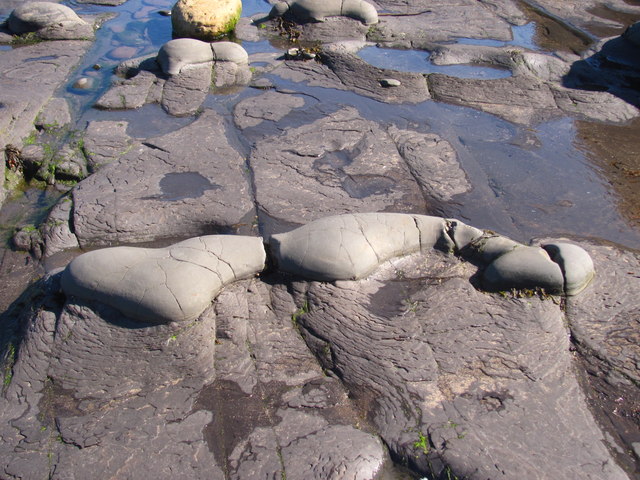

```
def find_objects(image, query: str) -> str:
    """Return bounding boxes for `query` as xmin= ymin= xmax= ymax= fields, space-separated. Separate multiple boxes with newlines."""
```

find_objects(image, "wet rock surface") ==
xmin=1 ymin=0 xmax=640 ymax=478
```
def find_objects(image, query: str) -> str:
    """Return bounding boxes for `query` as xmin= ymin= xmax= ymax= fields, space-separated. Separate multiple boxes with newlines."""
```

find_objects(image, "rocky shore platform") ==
xmin=1 ymin=0 xmax=640 ymax=478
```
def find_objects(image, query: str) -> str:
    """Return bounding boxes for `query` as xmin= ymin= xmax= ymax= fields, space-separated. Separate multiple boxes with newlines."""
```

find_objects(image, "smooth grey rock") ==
xmin=211 ymin=41 xmax=249 ymax=64
xmin=447 ymin=219 xmax=484 ymax=251
xmin=270 ymin=213 xmax=451 ymax=280
xmin=7 ymin=2 xmax=93 ymax=40
xmin=270 ymin=0 xmax=378 ymax=25
xmin=61 ymin=235 xmax=266 ymax=323
xmin=543 ymin=242 xmax=595 ymax=295
xmin=483 ymin=246 xmax=564 ymax=293
xmin=157 ymin=38 xmax=215 ymax=75
xmin=465 ymin=234 xmax=522 ymax=263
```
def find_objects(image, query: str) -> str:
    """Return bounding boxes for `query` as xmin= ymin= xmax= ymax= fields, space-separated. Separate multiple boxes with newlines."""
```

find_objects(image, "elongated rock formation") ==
xmin=61 ymin=235 xmax=266 ymax=324
xmin=269 ymin=0 xmax=378 ymax=25
xmin=269 ymin=213 xmax=595 ymax=295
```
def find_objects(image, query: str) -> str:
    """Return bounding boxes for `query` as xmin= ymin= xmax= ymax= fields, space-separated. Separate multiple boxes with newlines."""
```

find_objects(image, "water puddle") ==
xmin=155 ymin=172 xmax=220 ymax=201
xmin=62 ymin=0 xmax=174 ymax=115
xmin=456 ymin=22 xmax=538 ymax=49
xmin=79 ymin=102 xmax=195 ymax=138
xmin=357 ymin=47 xmax=512 ymax=79
xmin=0 ymin=187 xmax=64 ymax=245
xmin=585 ymin=5 xmax=640 ymax=38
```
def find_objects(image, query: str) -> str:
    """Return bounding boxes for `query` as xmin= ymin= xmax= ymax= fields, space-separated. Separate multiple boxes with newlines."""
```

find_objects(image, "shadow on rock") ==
xmin=563 ymin=24 xmax=640 ymax=109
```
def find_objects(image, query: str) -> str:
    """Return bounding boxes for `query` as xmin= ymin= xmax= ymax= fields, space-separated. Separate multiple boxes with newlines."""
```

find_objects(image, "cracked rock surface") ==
xmin=61 ymin=235 xmax=266 ymax=323
xmin=2 ymin=0 xmax=640 ymax=478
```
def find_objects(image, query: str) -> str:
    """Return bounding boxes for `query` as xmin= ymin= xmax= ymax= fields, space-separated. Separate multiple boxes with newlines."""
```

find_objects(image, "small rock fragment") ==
xmin=380 ymin=78 xmax=401 ymax=87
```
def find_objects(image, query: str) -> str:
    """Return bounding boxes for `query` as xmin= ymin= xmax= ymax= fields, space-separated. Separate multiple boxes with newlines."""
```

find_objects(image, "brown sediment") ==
xmin=585 ymin=4 xmax=640 ymax=38
xmin=574 ymin=118 xmax=640 ymax=229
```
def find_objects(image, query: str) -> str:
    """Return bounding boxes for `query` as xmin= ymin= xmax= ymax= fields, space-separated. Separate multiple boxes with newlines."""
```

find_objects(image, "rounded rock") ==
xmin=380 ymin=78 xmax=401 ymax=87
xmin=542 ymin=242 xmax=595 ymax=295
xmin=157 ymin=37 xmax=214 ymax=75
xmin=211 ymin=41 xmax=249 ymax=64
xmin=171 ymin=0 xmax=242 ymax=41
xmin=483 ymin=246 xmax=564 ymax=294
xmin=8 ymin=2 xmax=84 ymax=34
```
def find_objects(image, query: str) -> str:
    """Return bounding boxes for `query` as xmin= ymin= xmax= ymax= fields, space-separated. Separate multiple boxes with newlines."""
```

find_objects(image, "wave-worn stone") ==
xmin=61 ymin=235 xmax=266 ymax=323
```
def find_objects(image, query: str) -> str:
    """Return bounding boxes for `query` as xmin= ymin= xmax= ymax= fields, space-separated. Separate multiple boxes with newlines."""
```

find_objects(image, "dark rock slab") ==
xmin=70 ymin=109 xmax=254 ymax=247
xmin=0 ymin=274 xmax=388 ymax=479
xmin=250 ymin=106 xmax=426 ymax=227
xmin=428 ymin=74 xmax=561 ymax=124
xmin=161 ymin=63 xmax=212 ymax=117
xmin=82 ymin=120 xmax=135 ymax=172
xmin=371 ymin=0 xmax=513 ymax=44
xmin=297 ymin=249 xmax=630 ymax=479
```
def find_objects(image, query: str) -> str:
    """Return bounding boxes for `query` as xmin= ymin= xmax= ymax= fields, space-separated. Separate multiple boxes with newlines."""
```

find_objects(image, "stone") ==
xmin=269 ymin=213 xmax=451 ymax=281
xmin=270 ymin=0 xmax=378 ymax=25
xmin=157 ymin=38 xmax=214 ymax=75
xmin=171 ymin=0 xmax=242 ymax=41
xmin=233 ymin=90 xmax=306 ymax=129
xmin=379 ymin=78 xmax=400 ymax=87
xmin=543 ymin=242 xmax=595 ymax=296
xmin=211 ymin=41 xmax=249 ymax=64
xmin=61 ymin=235 xmax=266 ymax=323
xmin=72 ymin=77 xmax=94 ymax=90
xmin=7 ymin=2 xmax=93 ymax=40
xmin=483 ymin=245 xmax=564 ymax=294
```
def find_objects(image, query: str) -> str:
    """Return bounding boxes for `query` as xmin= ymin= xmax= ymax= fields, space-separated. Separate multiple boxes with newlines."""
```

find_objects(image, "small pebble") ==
xmin=380 ymin=78 xmax=401 ymax=87
xmin=73 ymin=77 xmax=93 ymax=89
xmin=158 ymin=9 xmax=171 ymax=16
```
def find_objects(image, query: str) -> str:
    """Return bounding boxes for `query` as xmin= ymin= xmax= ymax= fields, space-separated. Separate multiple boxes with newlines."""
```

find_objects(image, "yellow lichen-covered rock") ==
xmin=171 ymin=0 xmax=241 ymax=40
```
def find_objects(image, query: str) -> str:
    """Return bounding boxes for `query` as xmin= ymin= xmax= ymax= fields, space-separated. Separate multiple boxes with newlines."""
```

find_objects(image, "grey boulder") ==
xmin=61 ymin=235 xmax=266 ymax=324
xmin=7 ymin=2 xmax=93 ymax=40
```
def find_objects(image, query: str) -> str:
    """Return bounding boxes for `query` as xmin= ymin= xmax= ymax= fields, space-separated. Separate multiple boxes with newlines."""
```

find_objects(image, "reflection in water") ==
xmin=358 ymin=47 xmax=512 ymax=79
xmin=585 ymin=5 xmax=640 ymax=38
xmin=575 ymin=118 xmax=640 ymax=230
